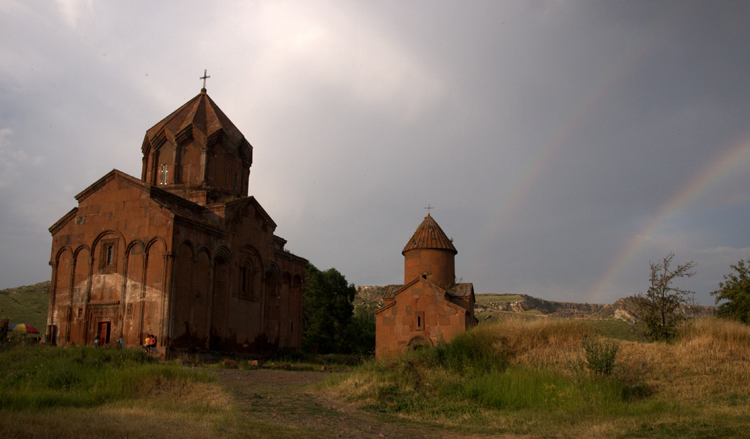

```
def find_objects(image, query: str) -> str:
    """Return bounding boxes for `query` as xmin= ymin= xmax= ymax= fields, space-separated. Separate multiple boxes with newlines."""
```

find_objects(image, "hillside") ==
xmin=356 ymin=286 xmax=714 ymax=320
xmin=355 ymin=286 xmax=716 ymax=341
xmin=474 ymin=293 xmax=715 ymax=321
xmin=0 ymin=281 xmax=49 ymax=333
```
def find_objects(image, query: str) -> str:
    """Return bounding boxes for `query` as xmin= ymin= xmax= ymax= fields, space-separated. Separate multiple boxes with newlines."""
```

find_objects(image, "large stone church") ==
xmin=375 ymin=214 xmax=476 ymax=358
xmin=46 ymin=85 xmax=307 ymax=356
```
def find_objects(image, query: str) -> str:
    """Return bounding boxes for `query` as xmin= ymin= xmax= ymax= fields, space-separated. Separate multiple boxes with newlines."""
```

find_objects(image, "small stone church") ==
xmin=46 ymin=84 xmax=307 ymax=356
xmin=375 ymin=214 xmax=476 ymax=358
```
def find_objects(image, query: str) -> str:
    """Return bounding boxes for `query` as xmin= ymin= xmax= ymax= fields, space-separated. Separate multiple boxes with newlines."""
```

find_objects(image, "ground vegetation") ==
xmin=329 ymin=316 xmax=750 ymax=438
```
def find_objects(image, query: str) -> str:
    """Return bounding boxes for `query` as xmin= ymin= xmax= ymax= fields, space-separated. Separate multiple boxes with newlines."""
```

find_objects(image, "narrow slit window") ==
xmin=98 ymin=238 xmax=118 ymax=273
xmin=160 ymin=164 xmax=168 ymax=185
xmin=241 ymin=267 xmax=247 ymax=293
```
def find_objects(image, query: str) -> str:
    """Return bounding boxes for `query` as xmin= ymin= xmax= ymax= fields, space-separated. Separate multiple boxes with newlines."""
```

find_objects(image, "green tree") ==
xmin=343 ymin=301 xmax=376 ymax=355
xmin=711 ymin=259 xmax=750 ymax=324
xmin=302 ymin=264 xmax=356 ymax=354
xmin=633 ymin=253 xmax=696 ymax=341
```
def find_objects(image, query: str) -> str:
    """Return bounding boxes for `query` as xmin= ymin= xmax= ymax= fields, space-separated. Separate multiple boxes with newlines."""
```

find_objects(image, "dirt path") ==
xmin=215 ymin=369 xmax=503 ymax=439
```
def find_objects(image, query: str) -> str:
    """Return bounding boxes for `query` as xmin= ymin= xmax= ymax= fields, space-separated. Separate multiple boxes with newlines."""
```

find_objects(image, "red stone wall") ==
xmin=404 ymin=249 xmax=455 ymax=289
xmin=49 ymin=172 xmax=305 ymax=355
xmin=48 ymin=176 xmax=173 ymax=348
xmin=375 ymin=279 xmax=469 ymax=359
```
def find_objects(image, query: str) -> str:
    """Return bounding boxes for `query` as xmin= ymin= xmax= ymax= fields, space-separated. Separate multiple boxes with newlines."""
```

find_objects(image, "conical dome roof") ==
xmin=142 ymin=88 xmax=251 ymax=159
xmin=402 ymin=214 xmax=457 ymax=255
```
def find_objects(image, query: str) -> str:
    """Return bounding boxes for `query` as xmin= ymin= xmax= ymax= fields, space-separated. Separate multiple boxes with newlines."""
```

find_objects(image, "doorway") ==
xmin=97 ymin=321 xmax=111 ymax=344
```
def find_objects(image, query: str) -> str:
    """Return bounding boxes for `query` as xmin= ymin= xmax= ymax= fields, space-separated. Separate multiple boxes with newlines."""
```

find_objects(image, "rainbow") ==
xmin=477 ymin=8 xmax=748 ymax=303
xmin=478 ymin=15 xmax=664 ymax=253
xmin=588 ymin=134 xmax=750 ymax=302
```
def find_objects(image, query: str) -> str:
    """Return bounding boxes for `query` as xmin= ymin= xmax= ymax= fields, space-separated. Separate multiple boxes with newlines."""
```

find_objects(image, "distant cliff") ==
xmin=356 ymin=286 xmax=716 ymax=322
xmin=475 ymin=294 xmax=715 ymax=321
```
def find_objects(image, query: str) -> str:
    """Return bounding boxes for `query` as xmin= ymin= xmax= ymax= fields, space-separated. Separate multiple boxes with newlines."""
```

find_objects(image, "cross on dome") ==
xmin=200 ymin=69 xmax=211 ymax=91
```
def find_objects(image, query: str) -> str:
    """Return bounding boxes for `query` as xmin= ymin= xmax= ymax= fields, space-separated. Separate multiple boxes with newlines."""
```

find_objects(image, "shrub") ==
xmin=581 ymin=337 xmax=619 ymax=376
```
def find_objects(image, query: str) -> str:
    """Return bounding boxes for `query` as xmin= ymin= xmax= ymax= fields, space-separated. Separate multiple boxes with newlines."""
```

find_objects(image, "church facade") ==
xmin=375 ymin=214 xmax=476 ymax=358
xmin=46 ymin=87 xmax=307 ymax=355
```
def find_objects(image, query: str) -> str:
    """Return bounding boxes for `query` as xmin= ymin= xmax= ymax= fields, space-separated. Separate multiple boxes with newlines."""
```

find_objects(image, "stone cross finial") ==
xmin=200 ymin=69 xmax=211 ymax=89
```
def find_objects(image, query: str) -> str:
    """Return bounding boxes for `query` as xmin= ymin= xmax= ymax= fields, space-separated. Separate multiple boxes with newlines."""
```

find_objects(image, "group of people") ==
xmin=142 ymin=334 xmax=158 ymax=353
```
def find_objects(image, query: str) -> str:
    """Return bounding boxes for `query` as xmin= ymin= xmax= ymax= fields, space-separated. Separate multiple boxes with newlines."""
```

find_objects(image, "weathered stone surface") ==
xmin=47 ymin=89 xmax=307 ymax=357
xmin=375 ymin=215 xmax=475 ymax=359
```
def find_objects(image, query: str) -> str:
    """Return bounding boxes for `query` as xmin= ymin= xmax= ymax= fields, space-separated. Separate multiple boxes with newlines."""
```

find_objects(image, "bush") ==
xmin=433 ymin=329 xmax=508 ymax=374
xmin=581 ymin=337 xmax=619 ymax=376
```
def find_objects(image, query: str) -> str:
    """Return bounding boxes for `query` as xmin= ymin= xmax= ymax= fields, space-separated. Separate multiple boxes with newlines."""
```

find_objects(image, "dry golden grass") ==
xmin=332 ymin=317 xmax=750 ymax=438
xmin=480 ymin=316 xmax=593 ymax=367
xmin=616 ymin=318 xmax=750 ymax=401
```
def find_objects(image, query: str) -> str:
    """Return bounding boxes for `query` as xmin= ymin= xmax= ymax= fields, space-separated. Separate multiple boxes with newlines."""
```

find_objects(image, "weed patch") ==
xmin=0 ymin=345 xmax=211 ymax=410
xmin=331 ymin=317 xmax=750 ymax=437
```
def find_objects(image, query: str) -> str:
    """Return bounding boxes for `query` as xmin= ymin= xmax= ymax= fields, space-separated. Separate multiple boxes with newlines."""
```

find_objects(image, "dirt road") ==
xmin=216 ymin=369 xmax=495 ymax=439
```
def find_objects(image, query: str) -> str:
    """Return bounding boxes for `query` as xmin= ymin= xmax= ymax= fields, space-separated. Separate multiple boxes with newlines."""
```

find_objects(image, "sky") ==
xmin=2 ymin=0 xmax=750 ymax=306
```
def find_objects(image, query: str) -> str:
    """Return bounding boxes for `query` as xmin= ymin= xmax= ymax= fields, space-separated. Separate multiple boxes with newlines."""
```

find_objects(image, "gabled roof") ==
xmin=51 ymin=169 xmax=224 ymax=238
xmin=402 ymin=214 xmax=457 ymax=255
xmin=375 ymin=276 xmax=469 ymax=315
xmin=381 ymin=282 xmax=474 ymax=300
xmin=142 ymin=89 xmax=252 ymax=162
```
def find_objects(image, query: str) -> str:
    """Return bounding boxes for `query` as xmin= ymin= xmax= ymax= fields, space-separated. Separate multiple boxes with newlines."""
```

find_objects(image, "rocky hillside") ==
xmin=356 ymin=286 xmax=716 ymax=323
xmin=477 ymin=294 xmax=715 ymax=322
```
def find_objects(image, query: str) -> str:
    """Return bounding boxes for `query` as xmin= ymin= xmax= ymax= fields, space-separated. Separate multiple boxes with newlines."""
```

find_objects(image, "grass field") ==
xmin=329 ymin=316 xmax=750 ymax=438
xmin=0 ymin=344 xmax=240 ymax=438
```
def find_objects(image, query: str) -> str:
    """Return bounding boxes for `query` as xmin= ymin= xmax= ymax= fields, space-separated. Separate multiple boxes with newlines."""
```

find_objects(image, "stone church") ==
xmin=46 ymin=85 xmax=307 ymax=356
xmin=375 ymin=214 xmax=476 ymax=358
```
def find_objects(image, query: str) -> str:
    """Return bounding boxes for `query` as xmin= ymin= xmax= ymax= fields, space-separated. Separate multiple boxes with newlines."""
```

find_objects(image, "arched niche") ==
xmin=72 ymin=247 xmax=90 ymax=306
xmin=54 ymin=247 xmax=74 ymax=307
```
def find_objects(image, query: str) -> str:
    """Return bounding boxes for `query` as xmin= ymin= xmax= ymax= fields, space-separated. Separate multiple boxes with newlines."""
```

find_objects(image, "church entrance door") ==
xmin=97 ymin=321 xmax=111 ymax=344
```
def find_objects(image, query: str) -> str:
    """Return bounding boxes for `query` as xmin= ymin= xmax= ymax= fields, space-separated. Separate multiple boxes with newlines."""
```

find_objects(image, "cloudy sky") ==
xmin=2 ymin=1 xmax=750 ymax=305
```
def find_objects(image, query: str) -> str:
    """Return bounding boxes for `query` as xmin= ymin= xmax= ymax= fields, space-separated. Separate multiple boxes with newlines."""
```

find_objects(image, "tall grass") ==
xmin=0 ymin=344 xmax=213 ymax=410
xmin=330 ymin=316 xmax=750 ymax=437
xmin=338 ymin=318 xmax=641 ymax=416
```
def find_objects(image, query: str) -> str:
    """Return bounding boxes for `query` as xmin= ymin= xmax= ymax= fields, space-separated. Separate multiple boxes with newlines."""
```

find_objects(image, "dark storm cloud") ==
xmin=2 ymin=1 xmax=750 ymax=306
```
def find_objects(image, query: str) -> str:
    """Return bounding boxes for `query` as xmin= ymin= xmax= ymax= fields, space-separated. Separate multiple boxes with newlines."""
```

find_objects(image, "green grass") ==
xmin=333 ymin=318 xmax=750 ymax=438
xmin=348 ymin=326 xmax=653 ymax=420
xmin=0 ymin=344 xmax=213 ymax=410
xmin=0 ymin=281 xmax=49 ymax=333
